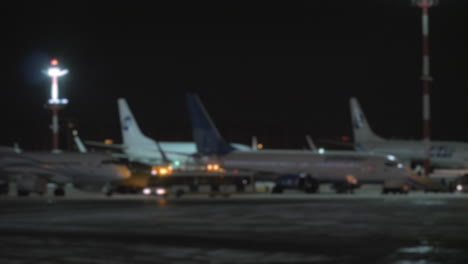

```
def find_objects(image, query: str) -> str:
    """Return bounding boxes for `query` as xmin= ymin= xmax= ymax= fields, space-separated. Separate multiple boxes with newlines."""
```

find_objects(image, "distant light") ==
xmin=47 ymin=67 xmax=68 ymax=77
xmin=159 ymin=167 xmax=169 ymax=175
xmin=257 ymin=143 xmax=263 ymax=150
xmin=156 ymin=188 xmax=167 ymax=196
xmin=397 ymin=163 xmax=404 ymax=169
xmin=143 ymin=187 xmax=152 ymax=195
xmin=72 ymin=130 xmax=78 ymax=136
xmin=318 ymin=148 xmax=325 ymax=154
xmin=46 ymin=61 xmax=68 ymax=106
xmin=346 ymin=174 xmax=358 ymax=185
xmin=387 ymin=155 xmax=396 ymax=161
xmin=457 ymin=184 xmax=463 ymax=192
xmin=104 ymin=139 xmax=114 ymax=145
xmin=151 ymin=166 xmax=172 ymax=176
xmin=173 ymin=160 xmax=181 ymax=167
xmin=341 ymin=136 xmax=350 ymax=142
xmin=48 ymin=98 xmax=68 ymax=105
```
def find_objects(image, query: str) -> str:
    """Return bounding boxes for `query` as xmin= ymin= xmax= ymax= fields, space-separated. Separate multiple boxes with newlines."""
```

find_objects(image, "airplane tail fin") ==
xmin=305 ymin=135 xmax=317 ymax=152
xmin=72 ymin=130 xmax=88 ymax=153
xmin=13 ymin=142 xmax=22 ymax=154
xmin=251 ymin=136 xmax=258 ymax=151
xmin=185 ymin=93 xmax=236 ymax=156
xmin=117 ymin=98 xmax=157 ymax=151
xmin=349 ymin=97 xmax=384 ymax=147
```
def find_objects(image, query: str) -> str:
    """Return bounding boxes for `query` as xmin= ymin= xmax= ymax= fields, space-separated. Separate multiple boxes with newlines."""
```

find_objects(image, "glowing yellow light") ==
xmin=159 ymin=168 xmax=168 ymax=175
xmin=345 ymin=175 xmax=358 ymax=185
xmin=207 ymin=164 xmax=213 ymax=171
xmin=257 ymin=143 xmax=263 ymax=149
xmin=156 ymin=188 xmax=167 ymax=195
xmin=104 ymin=139 xmax=114 ymax=145
xmin=213 ymin=164 xmax=220 ymax=171
xmin=150 ymin=165 xmax=173 ymax=176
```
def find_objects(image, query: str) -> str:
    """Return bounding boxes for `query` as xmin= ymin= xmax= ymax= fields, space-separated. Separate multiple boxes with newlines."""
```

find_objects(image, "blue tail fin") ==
xmin=185 ymin=93 xmax=236 ymax=156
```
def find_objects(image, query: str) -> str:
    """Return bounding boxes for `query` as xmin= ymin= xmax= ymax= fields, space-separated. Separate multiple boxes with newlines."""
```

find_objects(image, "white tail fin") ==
xmin=251 ymin=136 xmax=258 ymax=151
xmin=13 ymin=142 xmax=22 ymax=154
xmin=117 ymin=98 xmax=157 ymax=152
xmin=72 ymin=130 xmax=88 ymax=153
xmin=349 ymin=97 xmax=384 ymax=146
xmin=73 ymin=136 xmax=88 ymax=153
xmin=305 ymin=135 xmax=317 ymax=152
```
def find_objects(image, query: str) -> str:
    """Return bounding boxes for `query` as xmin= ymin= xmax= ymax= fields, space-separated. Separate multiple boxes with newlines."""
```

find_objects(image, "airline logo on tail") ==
xmin=430 ymin=146 xmax=454 ymax=158
xmin=122 ymin=116 xmax=132 ymax=131
xmin=353 ymin=111 xmax=364 ymax=129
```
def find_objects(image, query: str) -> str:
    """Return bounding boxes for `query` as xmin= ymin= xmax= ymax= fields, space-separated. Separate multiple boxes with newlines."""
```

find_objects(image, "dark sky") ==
xmin=5 ymin=0 xmax=468 ymax=150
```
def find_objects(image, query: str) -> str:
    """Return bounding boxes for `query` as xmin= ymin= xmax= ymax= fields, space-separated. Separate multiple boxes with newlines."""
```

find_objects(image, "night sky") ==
xmin=5 ymin=0 xmax=468 ymax=151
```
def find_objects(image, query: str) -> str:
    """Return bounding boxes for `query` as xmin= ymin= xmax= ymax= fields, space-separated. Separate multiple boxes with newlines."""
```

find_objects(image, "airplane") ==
xmin=185 ymin=93 xmax=412 ymax=194
xmin=350 ymin=97 xmax=468 ymax=171
xmin=0 ymin=145 xmax=131 ymax=197
xmin=85 ymin=98 xmax=251 ymax=170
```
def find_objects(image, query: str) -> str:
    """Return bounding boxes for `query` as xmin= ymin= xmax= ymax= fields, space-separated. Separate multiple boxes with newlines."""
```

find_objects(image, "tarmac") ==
xmin=2 ymin=186 xmax=468 ymax=263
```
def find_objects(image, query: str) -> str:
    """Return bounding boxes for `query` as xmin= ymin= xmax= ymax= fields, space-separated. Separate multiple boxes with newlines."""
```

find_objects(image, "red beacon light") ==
xmin=51 ymin=59 xmax=59 ymax=66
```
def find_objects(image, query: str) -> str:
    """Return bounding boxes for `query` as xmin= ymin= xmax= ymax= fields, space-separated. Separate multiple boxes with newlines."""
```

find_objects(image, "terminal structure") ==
xmin=46 ymin=59 xmax=69 ymax=153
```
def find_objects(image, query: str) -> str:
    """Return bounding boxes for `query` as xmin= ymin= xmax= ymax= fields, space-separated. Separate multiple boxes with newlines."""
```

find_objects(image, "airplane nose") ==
xmin=113 ymin=164 xmax=132 ymax=179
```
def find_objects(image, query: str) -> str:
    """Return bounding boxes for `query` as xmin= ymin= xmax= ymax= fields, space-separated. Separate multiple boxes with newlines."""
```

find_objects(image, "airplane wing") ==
xmin=316 ymin=139 xmax=356 ymax=149
xmin=0 ymin=151 xmax=71 ymax=185
xmin=108 ymin=152 xmax=169 ymax=166
xmin=305 ymin=135 xmax=317 ymax=152
xmin=84 ymin=140 xmax=126 ymax=150
xmin=162 ymin=150 xmax=197 ymax=157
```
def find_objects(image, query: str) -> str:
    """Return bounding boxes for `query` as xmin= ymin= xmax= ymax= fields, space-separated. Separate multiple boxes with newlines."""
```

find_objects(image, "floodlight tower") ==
xmin=46 ymin=59 xmax=69 ymax=153
xmin=413 ymin=0 xmax=438 ymax=176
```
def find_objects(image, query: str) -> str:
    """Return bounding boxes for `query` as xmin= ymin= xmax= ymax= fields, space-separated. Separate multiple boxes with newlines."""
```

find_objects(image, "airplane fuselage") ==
xmin=216 ymin=150 xmax=409 ymax=183
xmin=0 ymin=151 xmax=130 ymax=192
xmin=358 ymin=140 xmax=468 ymax=169
xmin=125 ymin=141 xmax=252 ymax=167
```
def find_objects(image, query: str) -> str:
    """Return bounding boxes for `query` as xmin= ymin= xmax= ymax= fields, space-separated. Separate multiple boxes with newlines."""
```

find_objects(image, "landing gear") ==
xmin=302 ymin=176 xmax=319 ymax=194
xmin=54 ymin=188 xmax=65 ymax=197
xmin=175 ymin=189 xmax=185 ymax=198
xmin=382 ymin=186 xmax=409 ymax=195
xmin=272 ymin=185 xmax=284 ymax=193
xmin=0 ymin=181 xmax=9 ymax=196
xmin=331 ymin=182 xmax=356 ymax=194
xmin=17 ymin=190 xmax=30 ymax=197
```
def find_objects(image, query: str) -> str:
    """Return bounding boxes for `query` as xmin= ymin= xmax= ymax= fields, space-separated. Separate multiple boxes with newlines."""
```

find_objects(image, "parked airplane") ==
xmin=186 ymin=93 xmax=411 ymax=194
xmin=0 ymin=146 xmax=131 ymax=197
xmin=350 ymin=97 xmax=468 ymax=171
xmin=85 ymin=98 xmax=251 ymax=169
